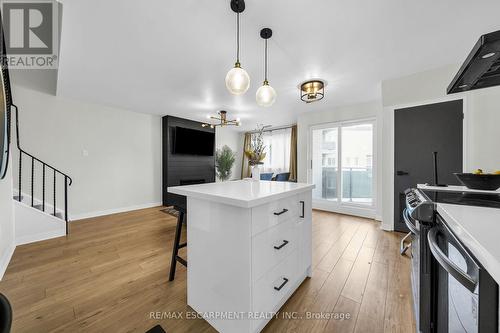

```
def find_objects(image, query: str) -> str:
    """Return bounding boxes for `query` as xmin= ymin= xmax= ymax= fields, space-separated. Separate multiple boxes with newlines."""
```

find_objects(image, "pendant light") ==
xmin=256 ymin=28 xmax=276 ymax=107
xmin=225 ymin=0 xmax=250 ymax=95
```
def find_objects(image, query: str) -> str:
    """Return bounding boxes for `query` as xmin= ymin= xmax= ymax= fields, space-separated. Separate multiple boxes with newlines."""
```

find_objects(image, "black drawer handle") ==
xmin=274 ymin=240 xmax=289 ymax=250
xmin=274 ymin=277 xmax=289 ymax=291
xmin=274 ymin=208 xmax=288 ymax=216
xmin=300 ymin=201 xmax=305 ymax=218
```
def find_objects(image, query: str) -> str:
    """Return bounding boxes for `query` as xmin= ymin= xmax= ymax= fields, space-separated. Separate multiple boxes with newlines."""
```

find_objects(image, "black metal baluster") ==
xmin=31 ymin=156 xmax=34 ymax=207
xmin=42 ymin=164 xmax=45 ymax=211
xmin=14 ymin=104 xmax=72 ymax=222
xmin=18 ymin=152 xmax=22 ymax=201
xmin=64 ymin=176 xmax=68 ymax=235
xmin=53 ymin=169 xmax=56 ymax=216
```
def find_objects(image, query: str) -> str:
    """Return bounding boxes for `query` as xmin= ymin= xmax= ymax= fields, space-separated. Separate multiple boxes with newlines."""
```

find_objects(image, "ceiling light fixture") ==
xmin=202 ymin=111 xmax=241 ymax=128
xmin=225 ymin=0 xmax=250 ymax=95
xmin=300 ymin=80 xmax=325 ymax=103
xmin=256 ymin=28 xmax=276 ymax=107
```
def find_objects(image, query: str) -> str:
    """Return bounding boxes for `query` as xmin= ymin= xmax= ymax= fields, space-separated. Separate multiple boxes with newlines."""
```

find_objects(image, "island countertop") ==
xmin=168 ymin=180 xmax=315 ymax=208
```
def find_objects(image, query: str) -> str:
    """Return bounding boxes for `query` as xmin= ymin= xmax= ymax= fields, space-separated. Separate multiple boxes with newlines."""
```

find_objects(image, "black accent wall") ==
xmin=162 ymin=116 xmax=215 ymax=208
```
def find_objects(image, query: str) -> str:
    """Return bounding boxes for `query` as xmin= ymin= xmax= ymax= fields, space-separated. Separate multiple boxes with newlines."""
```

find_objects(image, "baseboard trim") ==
xmin=16 ymin=230 xmax=66 ymax=246
xmin=70 ymin=202 xmax=162 ymax=221
xmin=312 ymin=202 xmax=376 ymax=220
xmin=381 ymin=223 xmax=393 ymax=231
xmin=0 ymin=243 xmax=15 ymax=281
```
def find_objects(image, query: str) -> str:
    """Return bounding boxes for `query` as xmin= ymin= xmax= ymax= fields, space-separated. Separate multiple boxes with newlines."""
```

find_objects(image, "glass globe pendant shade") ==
xmin=225 ymin=63 xmax=250 ymax=95
xmin=256 ymin=81 xmax=276 ymax=107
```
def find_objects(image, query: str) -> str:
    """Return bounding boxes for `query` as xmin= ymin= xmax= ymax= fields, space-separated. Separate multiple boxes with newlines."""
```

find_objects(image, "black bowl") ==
xmin=454 ymin=173 xmax=500 ymax=191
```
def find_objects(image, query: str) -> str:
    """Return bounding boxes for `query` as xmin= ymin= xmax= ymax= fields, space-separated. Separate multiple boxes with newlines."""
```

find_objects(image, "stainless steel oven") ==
xmin=402 ymin=189 xmax=435 ymax=333
xmin=428 ymin=214 xmax=498 ymax=332
xmin=401 ymin=208 xmax=422 ymax=329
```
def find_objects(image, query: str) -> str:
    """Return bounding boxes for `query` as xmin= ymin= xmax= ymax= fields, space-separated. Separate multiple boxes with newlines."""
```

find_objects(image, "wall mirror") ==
xmin=0 ymin=16 xmax=11 ymax=180
xmin=0 ymin=65 xmax=9 ymax=180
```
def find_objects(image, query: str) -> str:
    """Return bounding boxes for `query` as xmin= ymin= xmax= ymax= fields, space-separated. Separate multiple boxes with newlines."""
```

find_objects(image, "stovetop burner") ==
xmin=422 ymin=190 xmax=500 ymax=209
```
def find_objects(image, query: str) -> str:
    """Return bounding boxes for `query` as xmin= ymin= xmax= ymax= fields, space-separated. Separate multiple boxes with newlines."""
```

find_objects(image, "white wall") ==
xmin=14 ymin=200 xmax=66 ymax=246
xmin=381 ymin=64 xmax=500 ymax=229
xmin=0 ymin=147 xmax=15 ymax=280
xmin=215 ymin=127 xmax=244 ymax=181
xmin=12 ymin=85 xmax=162 ymax=220
xmin=297 ymin=101 xmax=383 ymax=220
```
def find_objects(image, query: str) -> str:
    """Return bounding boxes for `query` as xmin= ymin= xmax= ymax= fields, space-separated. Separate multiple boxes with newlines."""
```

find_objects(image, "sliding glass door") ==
xmin=311 ymin=126 xmax=339 ymax=202
xmin=309 ymin=119 xmax=375 ymax=217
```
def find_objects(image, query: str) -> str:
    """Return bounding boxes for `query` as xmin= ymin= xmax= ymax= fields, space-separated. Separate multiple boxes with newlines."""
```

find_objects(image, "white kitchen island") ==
xmin=168 ymin=180 xmax=314 ymax=333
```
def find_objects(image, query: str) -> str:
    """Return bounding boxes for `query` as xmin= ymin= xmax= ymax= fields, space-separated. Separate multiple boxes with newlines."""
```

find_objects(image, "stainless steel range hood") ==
xmin=447 ymin=30 xmax=500 ymax=94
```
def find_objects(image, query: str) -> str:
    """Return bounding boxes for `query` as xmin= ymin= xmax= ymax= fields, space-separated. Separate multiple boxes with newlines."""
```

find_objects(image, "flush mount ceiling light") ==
xmin=225 ymin=0 xmax=250 ymax=95
xmin=256 ymin=28 xmax=276 ymax=107
xmin=300 ymin=80 xmax=325 ymax=103
xmin=202 ymin=111 xmax=241 ymax=128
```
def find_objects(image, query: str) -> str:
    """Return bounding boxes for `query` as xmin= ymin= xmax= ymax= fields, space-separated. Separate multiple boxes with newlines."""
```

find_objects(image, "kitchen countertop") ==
xmin=437 ymin=203 xmax=500 ymax=284
xmin=418 ymin=183 xmax=500 ymax=194
xmin=168 ymin=180 xmax=315 ymax=208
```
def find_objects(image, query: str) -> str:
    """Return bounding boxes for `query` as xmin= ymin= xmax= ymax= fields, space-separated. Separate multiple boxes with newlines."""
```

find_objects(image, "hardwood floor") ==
xmin=0 ymin=208 xmax=415 ymax=333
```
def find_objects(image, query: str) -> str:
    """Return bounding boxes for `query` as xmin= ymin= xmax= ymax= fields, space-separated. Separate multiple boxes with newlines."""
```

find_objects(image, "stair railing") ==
xmin=12 ymin=104 xmax=73 ymax=235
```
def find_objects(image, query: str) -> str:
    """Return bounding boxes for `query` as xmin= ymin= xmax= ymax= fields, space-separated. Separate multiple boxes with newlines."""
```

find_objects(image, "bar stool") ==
xmin=169 ymin=205 xmax=187 ymax=281
xmin=0 ymin=293 xmax=12 ymax=333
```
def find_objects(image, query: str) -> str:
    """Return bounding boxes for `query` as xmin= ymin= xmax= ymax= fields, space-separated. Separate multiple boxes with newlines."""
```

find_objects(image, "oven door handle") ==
xmin=427 ymin=228 xmax=478 ymax=292
xmin=403 ymin=208 xmax=420 ymax=236
xmin=400 ymin=232 xmax=412 ymax=256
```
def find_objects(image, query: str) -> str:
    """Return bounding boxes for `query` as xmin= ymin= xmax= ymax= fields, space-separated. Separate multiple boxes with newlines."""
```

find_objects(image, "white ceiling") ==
xmin=57 ymin=0 xmax=500 ymax=130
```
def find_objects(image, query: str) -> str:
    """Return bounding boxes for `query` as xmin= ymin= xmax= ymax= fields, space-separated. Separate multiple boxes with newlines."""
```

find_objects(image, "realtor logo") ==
xmin=1 ymin=0 xmax=59 ymax=68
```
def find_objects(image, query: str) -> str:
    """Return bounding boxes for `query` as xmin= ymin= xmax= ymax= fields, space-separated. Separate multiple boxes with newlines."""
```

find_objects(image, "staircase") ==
xmin=12 ymin=104 xmax=72 ymax=236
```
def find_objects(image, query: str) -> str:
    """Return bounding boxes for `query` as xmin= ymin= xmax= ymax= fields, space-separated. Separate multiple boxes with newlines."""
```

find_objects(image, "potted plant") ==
xmin=215 ymin=145 xmax=236 ymax=181
xmin=244 ymin=126 xmax=267 ymax=181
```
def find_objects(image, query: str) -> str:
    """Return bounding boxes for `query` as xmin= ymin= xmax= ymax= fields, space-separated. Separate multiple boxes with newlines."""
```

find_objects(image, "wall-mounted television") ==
xmin=172 ymin=126 xmax=215 ymax=156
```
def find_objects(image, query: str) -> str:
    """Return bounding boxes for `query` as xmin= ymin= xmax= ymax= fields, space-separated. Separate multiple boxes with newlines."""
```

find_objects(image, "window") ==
xmin=256 ymin=128 xmax=292 ymax=174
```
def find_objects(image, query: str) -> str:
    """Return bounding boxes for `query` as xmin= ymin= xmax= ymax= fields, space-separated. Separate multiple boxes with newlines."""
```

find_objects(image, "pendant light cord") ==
xmin=264 ymin=39 xmax=268 ymax=82
xmin=236 ymin=12 xmax=240 ymax=63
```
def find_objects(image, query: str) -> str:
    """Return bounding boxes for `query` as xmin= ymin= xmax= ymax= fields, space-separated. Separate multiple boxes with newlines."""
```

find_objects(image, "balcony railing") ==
xmin=321 ymin=166 xmax=372 ymax=203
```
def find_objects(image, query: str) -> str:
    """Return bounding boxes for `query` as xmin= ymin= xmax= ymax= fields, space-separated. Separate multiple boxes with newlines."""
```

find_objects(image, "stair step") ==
xmin=33 ymin=204 xmax=45 ymax=211
xmin=14 ymin=197 xmax=65 ymax=220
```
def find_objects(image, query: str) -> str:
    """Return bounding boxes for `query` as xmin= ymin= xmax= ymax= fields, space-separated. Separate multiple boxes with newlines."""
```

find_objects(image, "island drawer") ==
xmin=251 ymin=195 xmax=300 ymax=235
xmin=252 ymin=249 xmax=299 ymax=317
xmin=252 ymin=218 xmax=298 ymax=282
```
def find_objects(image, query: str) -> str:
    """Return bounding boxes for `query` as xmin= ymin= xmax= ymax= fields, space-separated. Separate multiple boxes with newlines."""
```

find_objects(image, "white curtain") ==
xmin=259 ymin=128 xmax=291 ymax=174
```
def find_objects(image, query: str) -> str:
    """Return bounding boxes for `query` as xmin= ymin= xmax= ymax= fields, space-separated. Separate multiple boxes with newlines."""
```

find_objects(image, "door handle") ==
xmin=403 ymin=209 xmax=420 ymax=235
xmin=427 ymin=228 xmax=478 ymax=292
xmin=397 ymin=171 xmax=409 ymax=176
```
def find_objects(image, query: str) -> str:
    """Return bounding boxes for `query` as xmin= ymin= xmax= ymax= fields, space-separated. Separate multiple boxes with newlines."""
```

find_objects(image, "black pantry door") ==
xmin=394 ymin=100 xmax=463 ymax=232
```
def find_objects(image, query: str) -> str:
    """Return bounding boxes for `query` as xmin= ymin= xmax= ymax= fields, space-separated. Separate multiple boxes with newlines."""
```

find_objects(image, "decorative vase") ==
xmin=251 ymin=165 xmax=261 ymax=181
